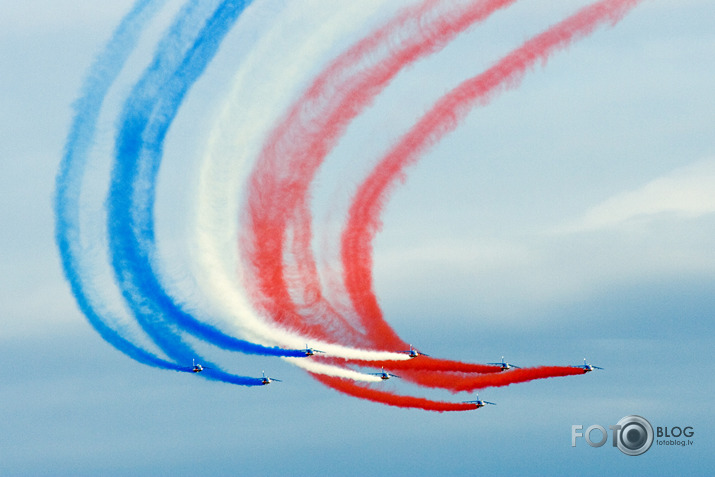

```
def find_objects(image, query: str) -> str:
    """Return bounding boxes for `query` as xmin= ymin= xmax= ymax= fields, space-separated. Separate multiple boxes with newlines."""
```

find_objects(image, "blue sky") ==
xmin=1 ymin=0 xmax=713 ymax=475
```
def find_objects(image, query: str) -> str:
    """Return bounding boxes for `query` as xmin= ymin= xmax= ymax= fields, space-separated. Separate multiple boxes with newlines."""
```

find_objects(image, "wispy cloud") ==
xmin=554 ymin=158 xmax=715 ymax=234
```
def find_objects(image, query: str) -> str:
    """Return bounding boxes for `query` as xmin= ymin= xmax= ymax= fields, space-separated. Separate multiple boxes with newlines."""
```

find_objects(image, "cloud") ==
xmin=0 ymin=1 xmax=135 ymax=36
xmin=555 ymin=158 xmax=715 ymax=233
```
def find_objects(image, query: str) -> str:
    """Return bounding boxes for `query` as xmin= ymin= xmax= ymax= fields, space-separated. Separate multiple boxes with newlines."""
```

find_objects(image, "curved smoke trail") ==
xmin=337 ymin=0 xmax=642 ymax=394
xmin=55 ymin=0 xmax=180 ymax=371
xmin=107 ymin=0 xmax=312 ymax=385
xmin=192 ymin=0 xmax=417 ymax=368
xmin=107 ymin=0 xmax=306 ymax=368
xmin=241 ymin=0 xmax=518 ymax=345
xmin=57 ymin=0 xmax=641 ymax=406
xmin=57 ymin=0 xmax=298 ymax=386
xmin=240 ymin=0 xmax=640 ymax=406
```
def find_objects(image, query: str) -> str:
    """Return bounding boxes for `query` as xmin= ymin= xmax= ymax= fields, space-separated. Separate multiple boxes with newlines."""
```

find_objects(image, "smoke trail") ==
xmin=55 ymin=0 xmax=181 ymax=370
xmin=58 ymin=0 xmax=635 ymax=401
xmin=107 ymin=0 xmax=305 ymax=364
xmin=342 ymin=0 xmax=643 ymax=347
xmin=339 ymin=0 xmax=643 ymax=374
xmin=241 ymin=0 xmax=518 ymax=353
xmin=190 ymin=1 xmax=400 ymax=358
xmin=106 ymin=0 xmax=311 ymax=386
xmin=403 ymin=366 xmax=587 ymax=393
xmin=285 ymin=357 xmax=385 ymax=382
xmin=240 ymin=0 xmax=641 ymax=400
xmin=350 ymin=358 xmax=501 ymax=374
xmin=311 ymin=373 xmax=479 ymax=412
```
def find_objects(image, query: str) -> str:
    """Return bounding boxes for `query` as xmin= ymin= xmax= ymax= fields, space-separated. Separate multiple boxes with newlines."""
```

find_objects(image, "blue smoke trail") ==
xmin=55 ymin=0 xmax=182 ymax=371
xmin=107 ymin=0 xmax=263 ymax=385
xmin=108 ymin=0 xmax=306 ymax=385
xmin=109 ymin=0 xmax=304 ymax=361
xmin=56 ymin=0 xmax=291 ymax=386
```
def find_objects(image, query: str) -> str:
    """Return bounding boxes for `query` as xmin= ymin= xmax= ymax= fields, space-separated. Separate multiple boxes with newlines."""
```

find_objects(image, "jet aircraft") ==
xmin=573 ymin=359 xmax=603 ymax=373
xmin=303 ymin=345 xmax=326 ymax=356
xmin=462 ymin=394 xmax=497 ymax=409
xmin=183 ymin=359 xmax=208 ymax=373
xmin=261 ymin=371 xmax=282 ymax=385
xmin=401 ymin=344 xmax=430 ymax=358
xmin=370 ymin=368 xmax=401 ymax=380
xmin=487 ymin=356 xmax=520 ymax=371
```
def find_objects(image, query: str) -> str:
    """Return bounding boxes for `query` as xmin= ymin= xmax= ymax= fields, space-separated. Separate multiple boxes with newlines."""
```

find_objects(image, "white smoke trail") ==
xmin=190 ymin=0 xmax=412 ymax=362
xmin=284 ymin=357 xmax=385 ymax=382
xmin=60 ymin=0 xmax=188 ymax=363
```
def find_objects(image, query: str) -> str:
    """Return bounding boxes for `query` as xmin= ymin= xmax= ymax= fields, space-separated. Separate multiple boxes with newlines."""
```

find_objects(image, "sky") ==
xmin=1 ymin=0 xmax=714 ymax=475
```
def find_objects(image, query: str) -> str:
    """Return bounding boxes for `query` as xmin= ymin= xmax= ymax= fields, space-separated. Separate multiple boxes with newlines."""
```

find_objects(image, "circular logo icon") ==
xmin=616 ymin=415 xmax=653 ymax=456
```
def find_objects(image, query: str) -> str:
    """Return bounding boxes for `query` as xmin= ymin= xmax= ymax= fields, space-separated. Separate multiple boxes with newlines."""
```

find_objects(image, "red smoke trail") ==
xmin=350 ymin=357 xmax=502 ymax=374
xmin=241 ymin=0 xmax=641 ymax=406
xmin=340 ymin=0 xmax=642 ymax=367
xmin=316 ymin=354 xmax=580 ymax=392
xmin=286 ymin=201 xmax=365 ymax=343
xmin=242 ymin=0 xmax=518 ymax=347
xmin=400 ymin=366 xmax=587 ymax=393
xmin=311 ymin=372 xmax=478 ymax=412
xmin=313 ymin=354 xmax=501 ymax=375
